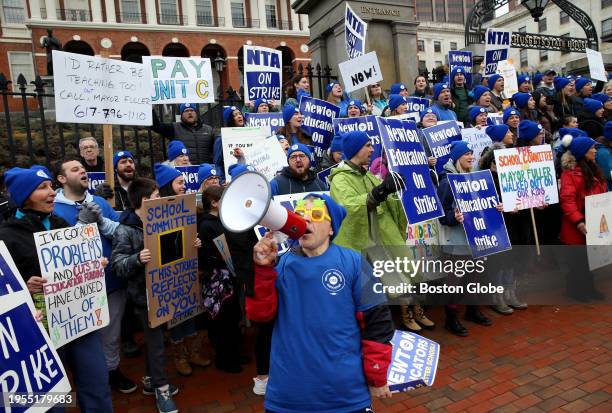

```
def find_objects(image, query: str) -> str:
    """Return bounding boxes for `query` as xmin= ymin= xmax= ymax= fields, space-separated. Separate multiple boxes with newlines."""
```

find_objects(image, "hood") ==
xmin=119 ymin=208 xmax=143 ymax=228
xmin=54 ymin=189 xmax=93 ymax=206
xmin=441 ymin=158 xmax=460 ymax=175
xmin=561 ymin=150 xmax=578 ymax=171
xmin=328 ymin=161 xmax=364 ymax=182
xmin=279 ymin=166 xmax=318 ymax=183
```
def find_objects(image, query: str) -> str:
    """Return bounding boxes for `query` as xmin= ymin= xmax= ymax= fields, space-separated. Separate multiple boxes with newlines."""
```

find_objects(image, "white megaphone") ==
xmin=219 ymin=170 xmax=308 ymax=239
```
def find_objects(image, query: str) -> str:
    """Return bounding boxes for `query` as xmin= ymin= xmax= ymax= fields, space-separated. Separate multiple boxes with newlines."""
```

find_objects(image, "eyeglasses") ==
xmin=294 ymin=199 xmax=331 ymax=222
xmin=80 ymin=145 xmax=97 ymax=150
xmin=289 ymin=154 xmax=307 ymax=161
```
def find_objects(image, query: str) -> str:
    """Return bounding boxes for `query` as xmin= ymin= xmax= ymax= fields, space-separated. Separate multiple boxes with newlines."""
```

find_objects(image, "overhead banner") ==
xmin=338 ymin=51 xmax=383 ymax=93
xmin=299 ymin=96 xmax=340 ymax=158
xmin=87 ymin=172 xmax=106 ymax=195
xmin=586 ymin=48 xmax=607 ymax=82
xmin=0 ymin=242 xmax=72 ymax=412
xmin=484 ymin=28 xmax=511 ymax=76
xmin=585 ymin=192 xmax=612 ymax=270
xmin=496 ymin=59 xmax=518 ymax=97
xmin=243 ymin=45 xmax=282 ymax=103
xmin=53 ymin=50 xmax=152 ymax=125
xmin=448 ymin=170 xmax=512 ymax=258
xmin=33 ymin=223 xmax=109 ymax=348
xmin=421 ymin=121 xmax=462 ymax=174
xmin=345 ymin=3 xmax=367 ymax=59
xmin=387 ymin=330 xmax=439 ymax=393
xmin=494 ymin=145 xmax=559 ymax=212
xmin=377 ymin=117 xmax=444 ymax=224
xmin=176 ymin=166 xmax=200 ymax=193
xmin=448 ymin=50 xmax=473 ymax=86
xmin=333 ymin=115 xmax=382 ymax=159
xmin=143 ymin=193 xmax=199 ymax=328
xmin=244 ymin=112 xmax=285 ymax=134
xmin=461 ymin=127 xmax=493 ymax=167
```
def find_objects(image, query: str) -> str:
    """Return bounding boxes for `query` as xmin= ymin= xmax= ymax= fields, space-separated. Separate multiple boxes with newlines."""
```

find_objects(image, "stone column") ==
xmin=90 ymin=0 xmax=103 ymax=22
xmin=44 ymin=0 xmax=56 ymax=20
xmin=105 ymin=0 xmax=116 ymax=23
xmin=145 ymin=0 xmax=157 ymax=24
xmin=186 ymin=0 xmax=197 ymax=26
xmin=290 ymin=7 xmax=299 ymax=31
xmin=257 ymin=0 xmax=267 ymax=29
xmin=219 ymin=0 xmax=233 ymax=27
xmin=29 ymin=0 xmax=41 ymax=19
xmin=391 ymin=21 xmax=420 ymax=85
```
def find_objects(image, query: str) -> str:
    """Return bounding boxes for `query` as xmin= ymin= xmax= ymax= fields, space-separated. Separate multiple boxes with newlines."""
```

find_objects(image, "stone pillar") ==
xmin=29 ymin=0 xmax=41 ymax=19
xmin=105 ymin=0 xmax=116 ymax=23
xmin=44 ymin=0 xmax=56 ymax=20
xmin=219 ymin=0 xmax=233 ymax=27
xmin=145 ymin=0 xmax=157 ymax=25
xmin=257 ymin=0 xmax=267 ymax=29
xmin=391 ymin=21 xmax=420 ymax=86
xmin=290 ymin=7 xmax=300 ymax=31
xmin=91 ymin=0 xmax=103 ymax=22
xmin=186 ymin=0 xmax=197 ymax=26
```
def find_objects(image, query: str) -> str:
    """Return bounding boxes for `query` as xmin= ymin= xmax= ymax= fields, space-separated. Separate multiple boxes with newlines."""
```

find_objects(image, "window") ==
xmin=538 ymin=17 xmax=546 ymax=32
xmin=518 ymin=26 xmax=526 ymax=33
xmin=450 ymin=42 xmax=457 ymax=51
xmin=434 ymin=41 xmax=441 ymax=53
xmin=520 ymin=49 xmax=528 ymax=68
xmin=447 ymin=0 xmax=464 ymax=24
xmin=561 ymin=33 xmax=570 ymax=55
xmin=120 ymin=0 xmax=141 ymax=23
xmin=159 ymin=0 xmax=178 ymax=24
xmin=2 ymin=0 xmax=24 ymax=23
xmin=435 ymin=60 xmax=442 ymax=67
xmin=603 ymin=18 xmax=612 ymax=37
xmin=8 ymin=52 xmax=35 ymax=93
xmin=63 ymin=0 xmax=90 ymax=21
xmin=435 ymin=0 xmax=446 ymax=22
xmin=418 ymin=60 xmax=427 ymax=72
xmin=231 ymin=0 xmax=246 ymax=27
xmin=417 ymin=40 xmax=424 ymax=52
xmin=265 ymin=0 xmax=276 ymax=28
xmin=416 ymin=0 xmax=433 ymax=21
xmin=196 ymin=0 xmax=213 ymax=25
xmin=603 ymin=0 xmax=612 ymax=9
xmin=560 ymin=10 xmax=569 ymax=25
xmin=540 ymin=50 xmax=548 ymax=62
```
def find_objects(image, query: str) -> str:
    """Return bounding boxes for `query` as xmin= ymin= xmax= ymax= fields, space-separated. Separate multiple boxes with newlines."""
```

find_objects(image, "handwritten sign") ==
xmin=421 ymin=121 xmax=462 ymax=174
xmin=338 ymin=51 xmax=383 ymax=93
xmin=387 ymin=330 xmax=439 ymax=393
xmin=34 ymin=224 xmax=109 ymax=348
xmin=243 ymin=46 xmax=282 ymax=103
xmin=585 ymin=192 xmax=612 ymax=270
xmin=244 ymin=112 xmax=284 ymax=134
xmin=52 ymin=50 xmax=152 ymax=125
xmin=484 ymin=28 xmax=510 ymax=76
xmin=496 ymin=59 xmax=518 ymax=97
xmin=461 ymin=127 xmax=493 ymax=167
xmin=143 ymin=56 xmax=215 ymax=104
xmin=586 ymin=48 xmax=607 ymax=82
xmin=143 ymin=194 xmax=198 ymax=328
xmin=333 ymin=115 xmax=382 ymax=159
xmin=299 ymin=96 xmax=340 ymax=158
xmin=87 ymin=172 xmax=106 ymax=195
xmin=345 ymin=4 xmax=367 ymax=59
xmin=175 ymin=166 xmax=200 ymax=193
xmin=449 ymin=50 xmax=473 ymax=86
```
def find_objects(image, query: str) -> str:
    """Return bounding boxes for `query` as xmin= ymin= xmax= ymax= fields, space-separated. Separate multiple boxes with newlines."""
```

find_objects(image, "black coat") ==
xmin=152 ymin=111 xmax=215 ymax=164
xmin=270 ymin=167 xmax=328 ymax=196
xmin=578 ymin=110 xmax=605 ymax=139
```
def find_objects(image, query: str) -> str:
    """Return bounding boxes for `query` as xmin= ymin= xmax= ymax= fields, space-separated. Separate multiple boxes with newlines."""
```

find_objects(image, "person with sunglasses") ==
xmin=270 ymin=144 xmax=328 ymax=196
xmin=367 ymin=82 xmax=388 ymax=116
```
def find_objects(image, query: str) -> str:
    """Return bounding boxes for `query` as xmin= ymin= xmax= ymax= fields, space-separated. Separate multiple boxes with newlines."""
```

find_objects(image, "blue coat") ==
xmin=431 ymin=102 xmax=458 ymax=122
xmin=596 ymin=143 xmax=612 ymax=190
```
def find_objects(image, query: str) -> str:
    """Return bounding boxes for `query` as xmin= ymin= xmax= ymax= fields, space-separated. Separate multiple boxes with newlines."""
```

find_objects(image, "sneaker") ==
xmin=109 ymin=369 xmax=137 ymax=394
xmin=252 ymin=376 xmax=268 ymax=396
xmin=143 ymin=376 xmax=178 ymax=396
xmin=155 ymin=386 xmax=178 ymax=413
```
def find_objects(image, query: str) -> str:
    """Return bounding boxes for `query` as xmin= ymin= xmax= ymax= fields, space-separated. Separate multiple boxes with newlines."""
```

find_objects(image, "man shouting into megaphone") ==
xmin=246 ymin=193 xmax=395 ymax=413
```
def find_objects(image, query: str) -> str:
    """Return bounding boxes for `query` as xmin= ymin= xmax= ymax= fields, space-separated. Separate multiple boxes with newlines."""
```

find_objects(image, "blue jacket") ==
xmin=595 ymin=143 xmax=612 ymax=190
xmin=270 ymin=167 xmax=328 ymax=196
xmin=431 ymin=102 xmax=458 ymax=122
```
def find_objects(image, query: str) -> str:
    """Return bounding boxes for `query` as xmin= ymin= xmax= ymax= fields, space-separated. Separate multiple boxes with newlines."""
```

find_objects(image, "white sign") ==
xmin=338 ymin=51 xmax=383 ymax=93
xmin=52 ymin=50 xmax=152 ymax=125
xmin=143 ymin=56 xmax=215 ymax=104
xmin=586 ymin=48 xmax=607 ymax=82
xmin=585 ymin=192 xmax=612 ymax=270
xmin=243 ymin=45 xmax=282 ymax=103
xmin=496 ymin=59 xmax=518 ymax=97
xmin=484 ymin=28 xmax=511 ymax=76
xmin=461 ymin=128 xmax=493 ymax=168
xmin=345 ymin=4 xmax=367 ymax=59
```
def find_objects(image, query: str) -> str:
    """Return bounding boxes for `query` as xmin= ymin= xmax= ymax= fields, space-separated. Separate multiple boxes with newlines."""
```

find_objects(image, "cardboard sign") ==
xmin=175 ymin=166 xmax=200 ymax=193
xmin=377 ymin=117 xmax=444 ymax=224
xmin=448 ymin=50 xmax=473 ymax=86
xmin=33 ymin=224 xmax=109 ymax=348
xmin=333 ymin=115 xmax=382 ymax=159
xmin=421 ymin=121 xmax=462 ymax=174
xmin=387 ymin=330 xmax=440 ymax=393
xmin=143 ymin=193 xmax=198 ymax=328
xmin=243 ymin=46 xmax=282 ymax=103
xmin=338 ymin=51 xmax=383 ymax=93
xmin=461 ymin=128 xmax=493 ymax=167
xmin=244 ymin=112 xmax=285 ymax=134
xmin=448 ymin=170 xmax=512 ymax=258
xmin=299 ymin=96 xmax=340 ymax=158
xmin=494 ymin=145 xmax=559 ymax=212
xmin=586 ymin=48 xmax=607 ymax=82
xmin=585 ymin=192 xmax=612 ymax=270
xmin=0 ymin=242 xmax=72 ymax=411
xmin=345 ymin=4 xmax=367 ymax=59
xmin=496 ymin=59 xmax=518 ymax=97
xmin=87 ymin=172 xmax=106 ymax=195
xmin=484 ymin=28 xmax=510 ymax=76
xmin=144 ymin=56 xmax=215 ymax=104
xmin=52 ymin=50 xmax=152 ymax=125
xmin=406 ymin=219 xmax=440 ymax=246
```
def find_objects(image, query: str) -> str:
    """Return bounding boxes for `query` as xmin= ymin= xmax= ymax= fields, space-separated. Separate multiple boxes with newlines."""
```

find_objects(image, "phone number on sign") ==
xmin=3 ymin=392 xmax=77 ymax=408
xmin=73 ymin=105 xmax=147 ymax=122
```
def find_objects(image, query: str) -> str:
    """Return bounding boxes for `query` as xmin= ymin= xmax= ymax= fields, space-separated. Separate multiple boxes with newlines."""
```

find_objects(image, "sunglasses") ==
xmin=294 ymin=199 xmax=331 ymax=222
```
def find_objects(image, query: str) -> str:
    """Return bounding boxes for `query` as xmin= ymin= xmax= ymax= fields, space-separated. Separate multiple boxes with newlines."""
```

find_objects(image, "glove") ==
xmin=77 ymin=202 xmax=103 ymax=225
xmin=94 ymin=183 xmax=114 ymax=200
xmin=370 ymin=172 xmax=406 ymax=203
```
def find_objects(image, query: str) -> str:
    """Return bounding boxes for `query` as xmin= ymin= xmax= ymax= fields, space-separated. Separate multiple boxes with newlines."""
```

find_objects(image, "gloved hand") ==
xmin=77 ymin=202 xmax=103 ymax=225
xmin=370 ymin=172 xmax=406 ymax=203
xmin=94 ymin=183 xmax=114 ymax=200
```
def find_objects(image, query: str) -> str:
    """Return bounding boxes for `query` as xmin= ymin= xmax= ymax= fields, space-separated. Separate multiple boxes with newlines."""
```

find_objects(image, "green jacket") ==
xmin=329 ymin=161 xmax=407 ymax=252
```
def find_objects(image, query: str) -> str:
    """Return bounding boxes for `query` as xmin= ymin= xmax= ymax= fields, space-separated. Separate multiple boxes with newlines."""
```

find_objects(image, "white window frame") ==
xmin=1 ymin=0 xmax=25 ymax=24
xmin=8 ymin=51 xmax=35 ymax=94
xmin=119 ymin=0 xmax=142 ymax=23
xmin=196 ymin=0 xmax=214 ymax=25
xmin=265 ymin=0 xmax=277 ymax=28
xmin=231 ymin=0 xmax=246 ymax=27
xmin=158 ymin=0 xmax=180 ymax=24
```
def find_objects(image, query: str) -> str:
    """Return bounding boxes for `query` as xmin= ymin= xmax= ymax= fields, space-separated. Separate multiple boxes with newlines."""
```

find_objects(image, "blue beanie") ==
xmin=450 ymin=67 xmax=466 ymax=83
xmin=433 ymin=83 xmax=450 ymax=100
xmin=4 ymin=167 xmax=52 ymax=208
xmin=512 ymin=92 xmax=532 ymax=109
xmin=575 ymin=78 xmax=592 ymax=94
xmin=330 ymin=135 xmax=343 ymax=153
xmin=326 ymin=81 xmax=339 ymax=95
xmin=583 ymin=98 xmax=603 ymax=114
xmin=469 ymin=106 xmax=487 ymax=123
xmin=472 ymin=85 xmax=490 ymax=102
xmin=390 ymin=83 xmax=408 ymax=94
xmin=561 ymin=136 xmax=597 ymax=160
xmin=518 ymin=120 xmax=543 ymax=142
xmin=287 ymin=143 xmax=312 ymax=160
xmin=420 ymin=107 xmax=437 ymax=121
xmin=167 ymin=140 xmax=188 ymax=161
xmin=449 ymin=140 xmax=472 ymax=162
xmin=223 ymin=106 xmax=241 ymax=126
xmin=283 ymin=104 xmax=300 ymax=124
xmin=253 ymin=98 xmax=270 ymax=112
xmin=533 ymin=72 xmax=543 ymax=86
xmin=341 ymin=130 xmax=370 ymax=160
xmin=296 ymin=88 xmax=311 ymax=103
xmin=592 ymin=93 xmax=611 ymax=105
xmin=487 ymin=74 xmax=502 ymax=89
xmin=485 ymin=125 xmax=510 ymax=142
xmin=31 ymin=164 xmax=53 ymax=179
xmin=554 ymin=77 xmax=571 ymax=92
xmin=113 ymin=150 xmax=134 ymax=169
xmin=197 ymin=163 xmax=218 ymax=186
xmin=179 ymin=103 xmax=196 ymax=115
xmin=558 ymin=128 xmax=587 ymax=139
xmin=347 ymin=99 xmax=363 ymax=109
xmin=228 ymin=163 xmax=255 ymax=179
xmin=503 ymin=107 xmax=520 ymax=124
xmin=154 ymin=163 xmax=182 ymax=188
xmin=517 ymin=74 xmax=530 ymax=86
xmin=303 ymin=193 xmax=346 ymax=240
xmin=389 ymin=94 xmax=407 ymax=112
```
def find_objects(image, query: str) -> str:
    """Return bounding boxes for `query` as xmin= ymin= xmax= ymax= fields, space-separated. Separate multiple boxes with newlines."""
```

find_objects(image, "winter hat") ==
xmin=390 ymin=83 xmax=408 ymax=94
xmin=113 ymin=150 xmax=134 ymax=169
xmin=347 ymin=99 xmax=363 ymax=110
xmin=197 ymin=163 xmax=218 ymax=186
xmin=228 ymin=163 xmax=255 ymax=179
xmin=179 ymin=103 xmax=196 ymax=115
xmin=433 ymin=83 xmax=450 ymax=100
xmin=223 ymin=105 xmax=241 ymax=126
xmin=517 ymin=74 xmax=530 ymax=86
xmin=554 ymin=76 xmax=571 ymax=91
xmin=449 ymin=140 xmax=472 ymax=162
xmin=485 ymin=125 xmax=510 ymax=142
xmin=253 ymin=98 xmax=270 ymax=112
xmin=583 ymin=98 xmax=603 ymax=114
xmin=296 ymin=88 xmax=311 ymax=103
xmin=591 ymin=93 xmax=611 ymax=105
xmin=472 ymin=85 xmax=491 ymax=102
xmin=503 ymin=107 xmax=520 ymax=124
xmin=31 ymin=164 xmax=53 ymax=179
xmin=517 ymin=120 xmax=543 ymax=142
xmin=575 ymin=78 xmax=592 ymax=94
xmin=341 ymin=130 xmax=370 ymax=160
xmin=558 ymin=128 xmax=587 ymax=140
xmin=277 ymin=135 xmax=289 ymax=143
xmin=512 ymin=92 xmax=532 ymax=109
xmin=326 ymin=81 xmax=339 ymax=95
xmin=469 ymin=106 xmax=488 ymax=123
xmin=330 ymin=135 xmax=343 ymax=153
xmin=389 ymin=94 xmax=407 ymax=112
xmin=167 ymin=140 xmax=188 ymax=161
xmin=303 ymin=193 xmax=347 ymax=240
xmin=4 ymin=167 xmax=52 ymax=208
xmin=561 ymin=135 xmax=597 ymax=160
xmin=450 ymin=67 xmax=465 ymax=83
xmin=533 ymin=72 xmax=543 ymax=86
xmin=604 ymin=121 xmax=612 ymax=140
xmin=287 ymin=143 xmax=312 ymax=160
xmin=420 ymin=107 xmax=438 ymax=121
xmin=154 ymin=163 xmax=182 ymax=188
xmin=283 ymin=104 xmax=300 ymax=124
xmin=487 ymin=74 xmax=502 ymax=89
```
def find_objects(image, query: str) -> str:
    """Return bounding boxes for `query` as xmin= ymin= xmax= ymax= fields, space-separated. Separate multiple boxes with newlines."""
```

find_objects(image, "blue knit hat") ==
xmin=433 ymin=83 xmax=450 ymax=100
xmin=558 ymin=128 xmax=587 ymax=139
xmin=420 ymin=107 xmax=437 ymax=121
xmin=154 ymin=163 xmax=182 ymax=188
xmin=389 ymin=94 xmax=407 ymax=112
xmin=253 ymin=98 xmax=270 ymax=112
xmin=554 ymin=77 xmax=571 ymax=92
xmin=341 ymin=130 xmax=370 ymax=160
xmin=326 ymin=81 xmax=339 ymax=95
xmin=4 ymin=167 xmax=52 ymax=208
xmin=347 ymin=99 xmax=363 ymax=111
xmin=469 ymin=106 xmax=487 ymax=123
xmin=592 ymin=93 xmax=611 ymax=104
xmin=228 ymin=163 xmax=255 ymax=178
xmin=390 ymin=83 xmax=407 ymax=94
xmin=518 ymin=120 xmax=543 ymax=142
xmin=533 ymin=72 xmax=543 ymax=86
xmin=113 ymin=150 xmax=134 ymax=169
xmin=575 ymin=78 xmax=592 ymax=93
xmin=282 ymin=104 xmax=300 ymax=124
xmin=179 ymin=103 xmax=196 ymax=115
xmin=167 ymin=140 xmax=188 ymax=161
xmin=605 ymin=121 xmax=612 ymax=140
xmin=512 ymin=92 xmax=532 ymax=109
xmin=303 ymin=193 xmax=346 ymax=240
xmin=485 ymin=125 xmax=510 ymax=142
xmin=197 ymin=163 xmax=218 ymax=186
xmin=223 ymin=106 xmax=241 ymax=126
xmin=287 ymin=143 xmax=312 ymax=160
xmin=330 ymin=135 xmax=343 ymax=153
xmin=31 ymin=164 xmax=53 ymax=179
xmin=517 ymin=74 xmax=530 ymax=86
xmin=487 ymin=74 xmax=502 ymax=89
xmin=472 ymin=85 xmax=491 ymax=102
xmin=503 ymin=107 xmax=520 ymax=124
xmin=583 ymin=98 xmax=603 ymax=114
xmin=449 ymin=140 xmax=472 ymax=162
xmin=450 ymin=67 xmax=466 ymax=83
xmin=561 ymin=135 xmax=597 ymax=160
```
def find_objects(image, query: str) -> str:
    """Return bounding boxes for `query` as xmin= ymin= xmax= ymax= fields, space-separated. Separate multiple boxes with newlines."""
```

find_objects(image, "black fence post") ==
xmin=0 ymin=73 xmax=16 ymax=166
xmin=17 ymin=74 xmax=35 ymax=165
xmin=32 ymin=76 xmax=50 ymax=167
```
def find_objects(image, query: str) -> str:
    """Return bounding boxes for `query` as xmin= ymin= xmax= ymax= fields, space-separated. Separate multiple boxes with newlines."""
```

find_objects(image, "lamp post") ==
xmin=214 ymin=52 xmax=225 ymax=101
xmin=521 ymin=0 xmax=550 ymax=22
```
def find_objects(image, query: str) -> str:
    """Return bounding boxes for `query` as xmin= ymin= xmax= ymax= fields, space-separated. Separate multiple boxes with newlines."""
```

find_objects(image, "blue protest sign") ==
xmin=387 ymin=330 xmax=440 ymax=393
xmin=243 ymin=46 xmax=282 ymax=103
xmin=244 ymin=112 xmax=284 ymax=134
xmin=405 ymin=97 xmax=430 ymax=114
xmin=449 ymin=50 xmax=473 ymax=86
xmin=421 ymin=121 xmax=462 ymax=174
xmin=176 ymin=166 xmax=200 ymax=193
xmin=447 ymin=170 xmax=512 ymax=258
xmin=87 ymin=172 xmax=106 ymax=195
xmin=484 ymin=28 xmax=510 ymax=76
xmin=345 ymin=4 xmax=367 ymax=59
xmin=317 ymin=165 xmax=338 ymax=185
xmin=299 ymin=96 xmax=340 ymax=158
xmin=333 ymin=115 xmax=382 ymax=159
xmin=377 ymin=117 xmax=444 ymax=224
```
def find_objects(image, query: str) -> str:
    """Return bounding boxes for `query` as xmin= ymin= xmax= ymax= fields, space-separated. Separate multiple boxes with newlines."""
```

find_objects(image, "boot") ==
xmin=504 ymin=282 xmax=527 ymax=309
xmin=400 ymin=305 xmax=422 ymax=332
xmin=185 ymin=333 xmax=211 ymax=368
xmin=173 ymin=341 xmax=192 ymax=376
xmin=413 ymin=305 xmax=435 ymax=329
xmin=465 ymin=305 xmax=492 ymax=326
xmin=444 ymin=307 xmax=468 ymax=337
xmin=490 ymin=292 xmax=514 ymax=315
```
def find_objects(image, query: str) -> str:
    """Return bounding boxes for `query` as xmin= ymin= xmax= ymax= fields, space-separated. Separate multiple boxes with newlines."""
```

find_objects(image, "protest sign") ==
xmin=377 ymin=117 xmax=444 ymax=224
xmin=405 ymin=97 xmax=430 ymax=116
xmin=494 ymin=145 xmax=558 ymax=212
xmin=175 ymin=166 xmax=200 ymax=193
xmin=488 ymin=113 xmax=504 ymax=125
xmin=585 ymin=192 xmax=612 ymax=270
xmin=484 ymin=28 xmax=510 ymax=76
xmin=143 ymin=56 xmax=215 ymax=104
xmin=449 ymin=50 xmax=473 ymax=86
xmin=299 ymin=96 xmax=340 ymax=158
xmin=345 ymin=4 xmax=367 ymax=59
xmin=461 ymin=127 xmax=493 ymax=167
xmin=244 ymin=112 xmax=284 ymax=134
xmin=0 ymin=242 xmax=72 ymax=411
xmin=586 ymin=48 xmax=607 ymax=82
xmin=333 ymin=115 xmax=382 ymax=158
xmin=53 ymin=50 xmax=152 ymax=125
xmin=33 ymin=224 xmax=109 ymax=348
xmin=243 ymin=46 xmax=282 ymax=103
xmin=496 ymin=59 xmax=518 ymax=97
xmin=406 ymin=220 xmax=440 ymax=247
xmin=387 ymin=330 xmax=439 ymax=393
xmin=212 ymin=234 xmax=236 ymax=276
xmin=338 ymin=52 xmax=383 ymax=93
xmin=448 ymin=170 xmax=512 ymax=258
xmin=87 ymin=172 xmax=106 ymax=195
xmin=317 ymin=164 xmax=338 ymax=185
xmin=421 ymin=121 xmax=462 ymax=174
xmin=143 ymin=193 xmax=198 ymax=328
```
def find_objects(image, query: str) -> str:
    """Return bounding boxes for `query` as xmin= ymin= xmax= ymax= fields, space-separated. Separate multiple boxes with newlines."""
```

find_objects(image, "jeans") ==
xmin=135 ymin=308 xmax=169 ymax=389
xmin=100 ymin=289 xmax=127 ymax=370
xmin=169 ymin=317 xmax=197 ymax=343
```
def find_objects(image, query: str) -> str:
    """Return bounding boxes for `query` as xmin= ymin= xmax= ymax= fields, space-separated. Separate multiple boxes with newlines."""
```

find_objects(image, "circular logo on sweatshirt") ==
xmin=322 ymin=269 xmax=345 ymax=295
